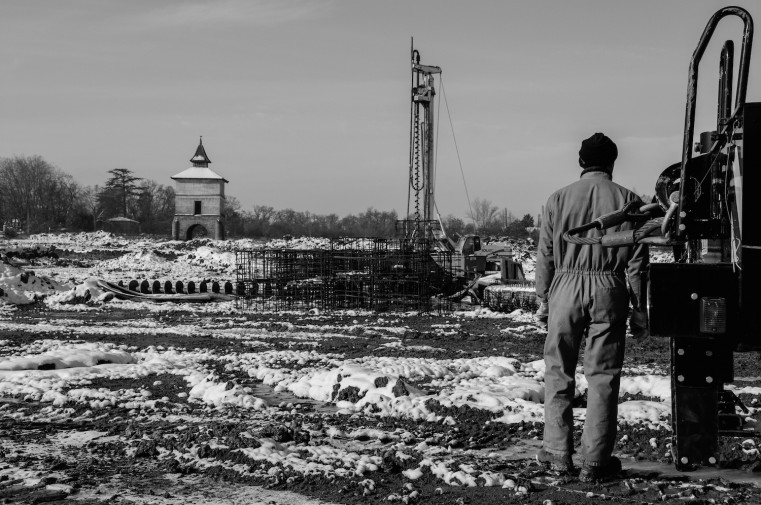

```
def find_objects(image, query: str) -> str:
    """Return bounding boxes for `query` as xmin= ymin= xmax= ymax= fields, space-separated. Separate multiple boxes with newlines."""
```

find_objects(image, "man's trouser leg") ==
xmin=580 ymin=276 xmax=627 ymax=465
xmin=543 ymin=273 xmax=585 ymax=457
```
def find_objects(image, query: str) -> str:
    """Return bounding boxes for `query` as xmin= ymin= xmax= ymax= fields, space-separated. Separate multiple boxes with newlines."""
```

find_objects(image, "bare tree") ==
xmin=466 ymin=197 xmax=499 ymax=233
xmin=47 ymin=172 xmax=80 ymax=228
xmin=0 ymin=155 xmax=80 ymax=234
xmin=81 ymin=186 xmax=104 ymax=230
xmin=243 ymin=205 xmax=275 ymax=236
xmin=136 ymin=180 xmax=175 ymax=233
xmin=221 ymin=196 xmax=243 ymax=236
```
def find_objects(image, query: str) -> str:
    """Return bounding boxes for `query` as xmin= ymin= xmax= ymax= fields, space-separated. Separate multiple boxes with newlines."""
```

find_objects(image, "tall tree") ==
xmin=505 ymin=213 xmax=535 ymax=238
xmin=103 ymin=168 xmax=142 ymax=218
xmin=520 ymin=213 xmax=535 ymax=228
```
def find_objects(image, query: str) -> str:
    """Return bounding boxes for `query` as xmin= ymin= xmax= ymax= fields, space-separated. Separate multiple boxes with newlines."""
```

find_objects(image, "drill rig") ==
xmin=564 ymin=6 xmax=760 ymax=471
xmin=400 ymin=45 xmax=531 ymax=302
xmin=401 ymin=45 xmax=441 ymax=241
xmin=649 ymin=5 xmax=759 ymax=471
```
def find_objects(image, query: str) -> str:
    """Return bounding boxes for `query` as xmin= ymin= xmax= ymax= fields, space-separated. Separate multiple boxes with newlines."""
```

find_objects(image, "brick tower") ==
xmin=171 ymin=137 xmax=228 ymax=240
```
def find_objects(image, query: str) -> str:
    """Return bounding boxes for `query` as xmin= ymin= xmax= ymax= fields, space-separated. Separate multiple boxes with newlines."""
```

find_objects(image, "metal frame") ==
xmin=235 ymin=238 xmax=454 ymax=313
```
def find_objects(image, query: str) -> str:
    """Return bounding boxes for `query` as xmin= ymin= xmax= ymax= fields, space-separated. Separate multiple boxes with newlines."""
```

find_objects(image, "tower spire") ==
xmin=190 ymin=136 xmax=211 ymax=167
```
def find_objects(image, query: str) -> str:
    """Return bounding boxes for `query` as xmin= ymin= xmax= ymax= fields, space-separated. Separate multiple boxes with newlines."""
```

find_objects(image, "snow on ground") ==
xmin=2 ymin=233 xmax=251 ymax=299
xmin=23 ymin=231 xmax=139 ymax=250
xmin=0 ymin=316 xmax=672 ymax=429
xmin=3 ymin=233 xmax=761 ymax=504
xmin=89 ymin=246 xmax=237 ymax=281
xmin=0 ymin=233 xmax=400 ymax=310
xmin=0 ymin=342 xmax=135 ymax=371
xmin=74 ymin=476 xmax=342 ymax=505
xmin=0 ymin=259 xmax=71 ymax=304
xmin=0 ymin=343 xmax=213 ymax=409
xmin=0 ymin=232 xmax=673 ymax=439
xmin=187 ymin=373 xmax=268 ymax=410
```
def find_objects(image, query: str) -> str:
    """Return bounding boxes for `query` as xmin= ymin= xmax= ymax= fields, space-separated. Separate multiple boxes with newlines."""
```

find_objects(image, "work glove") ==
xmin=535 ymin=300 xmax=549 ymax=327
xmin=629 ymin=308 xmax=649 ymax=340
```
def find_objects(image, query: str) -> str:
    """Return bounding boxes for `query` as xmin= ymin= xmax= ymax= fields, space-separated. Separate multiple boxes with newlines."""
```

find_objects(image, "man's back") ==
xmin=536 ymin=171 xmax=642 ymax=302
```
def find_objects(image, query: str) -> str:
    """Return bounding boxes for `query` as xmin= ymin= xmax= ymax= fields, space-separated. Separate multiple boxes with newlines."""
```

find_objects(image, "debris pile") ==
xmin=0 ymin=255 xmax=70 ymax=305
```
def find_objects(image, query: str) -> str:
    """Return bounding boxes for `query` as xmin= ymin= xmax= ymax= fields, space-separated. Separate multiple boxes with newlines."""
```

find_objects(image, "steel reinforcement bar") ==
xmin=234 ymin=238 xmax=454 ymax=313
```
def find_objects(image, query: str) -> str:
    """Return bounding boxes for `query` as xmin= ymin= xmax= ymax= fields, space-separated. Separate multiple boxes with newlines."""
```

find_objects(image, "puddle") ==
xmin=0 ymin=397 xmax=26 ymax=405
xmin=248 ymin=382 xmax=337 ymax=414
xmin=479 ymin=438 xmax=761 ymax=486
xmin=624 ymin=459 xmax=761 ymax=486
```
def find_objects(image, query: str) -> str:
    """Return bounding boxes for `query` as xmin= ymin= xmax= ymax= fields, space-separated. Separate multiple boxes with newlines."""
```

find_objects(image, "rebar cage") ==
xmin=235 ymin=238 xmax=454 ymax=313
xmin=482 ymin=281 xmax=538 ymax=313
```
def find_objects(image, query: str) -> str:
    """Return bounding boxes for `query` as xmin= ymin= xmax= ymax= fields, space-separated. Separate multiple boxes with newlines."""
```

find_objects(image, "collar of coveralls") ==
xmin=579 ymin=166 xmax=612 ymax=179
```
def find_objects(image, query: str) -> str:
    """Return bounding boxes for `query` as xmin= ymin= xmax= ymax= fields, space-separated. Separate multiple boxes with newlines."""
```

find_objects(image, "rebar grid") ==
xmin=235 ymin=238 xmax=453 ymax=313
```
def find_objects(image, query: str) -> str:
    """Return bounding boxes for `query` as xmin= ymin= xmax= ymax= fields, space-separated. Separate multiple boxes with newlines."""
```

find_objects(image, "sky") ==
xmin=2 ymin=0 xmax=759 ymax=221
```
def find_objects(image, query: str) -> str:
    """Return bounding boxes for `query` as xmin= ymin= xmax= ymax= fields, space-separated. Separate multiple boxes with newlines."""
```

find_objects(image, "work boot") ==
xmin=579 ymin=456 xmax=622 ymax=483
xmin=536 ymin=449 xmax=574 ymax=474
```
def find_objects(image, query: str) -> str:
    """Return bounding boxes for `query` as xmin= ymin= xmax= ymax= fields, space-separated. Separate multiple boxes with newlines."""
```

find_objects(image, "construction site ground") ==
xmin=4 ymin=306 xmax=761 ymax=505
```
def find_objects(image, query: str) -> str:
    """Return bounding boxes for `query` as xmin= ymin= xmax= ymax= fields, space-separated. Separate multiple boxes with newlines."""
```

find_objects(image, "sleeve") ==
xmin=535 ymin=195 xmax=555 ymax=303
xmin=627 ymin=243 xmax=649 ymax=310
xmin=625 ymin=193 xmax=649 ymax=310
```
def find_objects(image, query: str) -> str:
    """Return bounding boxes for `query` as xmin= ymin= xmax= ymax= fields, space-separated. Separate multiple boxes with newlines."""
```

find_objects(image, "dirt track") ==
xmin=3 ymin=306 xmax=761 ymax=504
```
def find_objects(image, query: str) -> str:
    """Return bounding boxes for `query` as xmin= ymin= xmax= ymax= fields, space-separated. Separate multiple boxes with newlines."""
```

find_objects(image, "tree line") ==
xmin=223 ymin=198 xmax=538 ymax=240
xmin=0 ymin=155 xmax=538 ymax=240
xmin=0 ymin=156 xmax=174 ymax=235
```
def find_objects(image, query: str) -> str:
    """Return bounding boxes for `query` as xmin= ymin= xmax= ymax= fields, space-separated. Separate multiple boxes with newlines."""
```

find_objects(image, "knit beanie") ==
xmin=578 ymin=133 xmax=618 ymax=167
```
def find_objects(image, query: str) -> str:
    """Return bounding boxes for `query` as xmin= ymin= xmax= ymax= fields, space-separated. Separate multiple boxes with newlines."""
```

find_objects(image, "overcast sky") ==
xmin=2 ymin=0 xmax=758 ymax=220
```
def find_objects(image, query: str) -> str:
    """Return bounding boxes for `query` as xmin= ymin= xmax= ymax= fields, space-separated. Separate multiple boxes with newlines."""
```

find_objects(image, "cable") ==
xmin=563 ymin=203 xmax=665 ymax=246
xmin=407 ymin=63 xmax=415 ymax=222
xmin=434 ymin=71 xmax=442 ymax=215
xmin=440 ymin=77 xmax=475 ymax=231
xmin=726 ymin=145 xmax=742 ymax=270
xmin=634 ymin=218 xmax=664 ymax=240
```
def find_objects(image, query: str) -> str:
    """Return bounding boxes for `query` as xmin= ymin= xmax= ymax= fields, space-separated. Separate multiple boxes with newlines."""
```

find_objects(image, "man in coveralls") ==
xmin=534 ymin=133 xmax=649 ymax=482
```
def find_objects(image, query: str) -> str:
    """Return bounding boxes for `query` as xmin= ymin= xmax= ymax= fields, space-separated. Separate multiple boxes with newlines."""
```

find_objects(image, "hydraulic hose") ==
xmin=562 ymin=202 xmax=665 ymax=246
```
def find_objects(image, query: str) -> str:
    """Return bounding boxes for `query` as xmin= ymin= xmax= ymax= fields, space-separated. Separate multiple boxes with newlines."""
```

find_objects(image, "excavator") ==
xmin=563 ymin=6 xmax=761 ymax=471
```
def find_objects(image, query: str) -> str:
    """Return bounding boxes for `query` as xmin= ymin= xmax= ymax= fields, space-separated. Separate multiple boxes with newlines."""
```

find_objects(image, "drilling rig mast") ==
xmin=402 ymin=43 xmax=442 ymax=241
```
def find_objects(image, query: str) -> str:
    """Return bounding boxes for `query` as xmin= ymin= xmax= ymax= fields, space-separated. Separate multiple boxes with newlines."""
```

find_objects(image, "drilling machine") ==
xmin=649 ymin=6 xmax=761 ymax=471
xmin=563 ymin=6 xmax=760 ymax=471
xmin=400 ymin=44 xmax=528 ymax=301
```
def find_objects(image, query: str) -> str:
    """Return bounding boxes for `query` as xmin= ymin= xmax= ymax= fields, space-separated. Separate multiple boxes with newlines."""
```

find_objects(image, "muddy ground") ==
xmin=3 ymin=306 xmax=761 ymax=505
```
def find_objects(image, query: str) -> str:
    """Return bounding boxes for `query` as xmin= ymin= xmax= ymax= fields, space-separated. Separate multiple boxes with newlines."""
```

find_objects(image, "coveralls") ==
xmin=536 ymin=170 xmax=648 ymax=466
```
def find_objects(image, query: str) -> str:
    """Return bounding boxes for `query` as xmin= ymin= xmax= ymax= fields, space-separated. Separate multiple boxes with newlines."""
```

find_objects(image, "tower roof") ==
xmin=171 ymin=136 xmax=228 ymax=182
xmin=171 ymin=166 xmax=228 ymax=182
xmin=190 ymin=136 xmax=211 ymax=166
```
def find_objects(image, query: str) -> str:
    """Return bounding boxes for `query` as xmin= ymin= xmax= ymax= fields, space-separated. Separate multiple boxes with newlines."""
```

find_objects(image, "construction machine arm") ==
xmin=675 ymin=6 xmax=753 ymax=238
